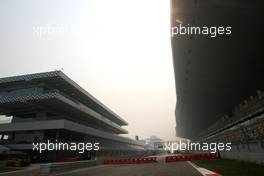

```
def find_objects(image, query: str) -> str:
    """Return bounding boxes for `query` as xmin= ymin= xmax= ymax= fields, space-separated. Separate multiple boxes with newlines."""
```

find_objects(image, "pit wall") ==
xmin=40 ymin=160 xmax=97 ymax=175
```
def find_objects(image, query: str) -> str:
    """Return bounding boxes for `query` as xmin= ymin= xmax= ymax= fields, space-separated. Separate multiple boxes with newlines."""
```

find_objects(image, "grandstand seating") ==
xmin=197 ymin=90 xmax=264 ymax=144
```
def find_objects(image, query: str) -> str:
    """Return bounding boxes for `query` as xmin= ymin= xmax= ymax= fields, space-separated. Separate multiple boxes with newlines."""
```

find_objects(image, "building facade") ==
xmin=0 ymin=71 xmax=146 ymax=162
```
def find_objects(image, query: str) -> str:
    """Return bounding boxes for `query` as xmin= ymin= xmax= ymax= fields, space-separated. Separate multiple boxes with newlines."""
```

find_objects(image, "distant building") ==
xmin=144 ymin=136 xmax=163 ymax=149
xmin=135 ymin=136 xmax=139 ymax=141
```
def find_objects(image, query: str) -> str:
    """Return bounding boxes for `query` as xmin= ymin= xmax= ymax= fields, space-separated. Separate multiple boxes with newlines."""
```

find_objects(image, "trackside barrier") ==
xmin=103 ymin=157 xmax=157 ymax=165
xmin=0 ymin=164 xmax=40 ymax=176
xmin=166 ymin=153 xmax=219 ymax=163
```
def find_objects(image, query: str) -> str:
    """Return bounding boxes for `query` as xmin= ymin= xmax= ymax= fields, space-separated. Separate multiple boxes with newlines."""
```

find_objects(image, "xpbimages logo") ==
xmin=32 ymin=25 xmax=69 ymax=37
xmin=32 ymin=140 xmax=100 ymax=154
xmin=163 ymin=141 xmax=232 ymax=153
xmin=171 ymin=23 xmax=232 ymax=38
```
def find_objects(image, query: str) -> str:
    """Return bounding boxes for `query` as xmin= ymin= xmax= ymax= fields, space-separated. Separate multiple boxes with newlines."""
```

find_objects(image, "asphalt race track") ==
xmin=54 ymin=161 xmax=202 ymax=176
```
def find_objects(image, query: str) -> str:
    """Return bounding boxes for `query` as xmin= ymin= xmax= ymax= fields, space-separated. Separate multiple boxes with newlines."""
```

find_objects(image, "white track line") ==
xmin=187 ymin=161 xmax=222 ymax=176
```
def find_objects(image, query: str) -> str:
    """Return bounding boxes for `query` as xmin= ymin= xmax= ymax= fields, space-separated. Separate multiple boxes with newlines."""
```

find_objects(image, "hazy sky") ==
xmin=0 ymin=0 xmax=176 ymax=140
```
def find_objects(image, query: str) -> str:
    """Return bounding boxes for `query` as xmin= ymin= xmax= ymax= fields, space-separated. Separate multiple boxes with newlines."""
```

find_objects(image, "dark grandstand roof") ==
xmin=0 ymin=71 xmax=128 ymax=126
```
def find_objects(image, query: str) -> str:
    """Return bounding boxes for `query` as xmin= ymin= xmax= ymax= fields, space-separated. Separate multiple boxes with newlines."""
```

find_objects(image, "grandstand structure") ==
xmin=171 ymin=0 xmax=264 ymax=163
xmin=171 ymin=0 xmax=264 ymax=139
xmin=0 ymin=71 xmax=147 ymax=162
xmin=195 ymin=91 xmax=264 ymax=163
xmin=196 ymin=90 xmax=264 ymax=141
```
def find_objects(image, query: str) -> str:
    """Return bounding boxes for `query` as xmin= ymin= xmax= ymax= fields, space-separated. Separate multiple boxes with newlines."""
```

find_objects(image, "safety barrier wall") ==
xmin=103 ymin=157 xmax=157 ymax=165
xmin=166 ymin=153 xmax=219 ymax=162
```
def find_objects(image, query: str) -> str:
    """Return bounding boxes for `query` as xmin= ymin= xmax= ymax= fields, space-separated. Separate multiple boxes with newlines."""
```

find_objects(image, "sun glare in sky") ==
xmin=0 ymin=0 xmax=176 ymax=140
